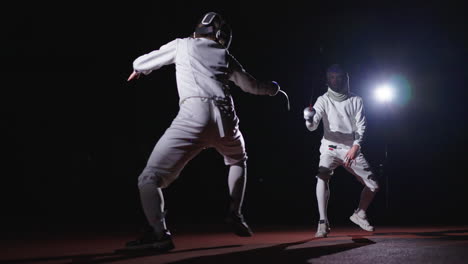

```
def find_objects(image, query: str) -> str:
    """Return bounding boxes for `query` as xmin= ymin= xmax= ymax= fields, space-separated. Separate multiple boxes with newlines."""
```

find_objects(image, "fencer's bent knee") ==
xmin=138 ymin=167 xmax=174 ymax=189
xmin=316 ymin=166 xmax=333 ymax=180
xmin=365 ymin=184 xmax=379 ymax=193
xmin=138 ymin=174 xmax=165 ymax=188
xmin=366 ymin=174 xmax=379 ymax=193
xmin=368 ymin=184 xmax=379 ymax=193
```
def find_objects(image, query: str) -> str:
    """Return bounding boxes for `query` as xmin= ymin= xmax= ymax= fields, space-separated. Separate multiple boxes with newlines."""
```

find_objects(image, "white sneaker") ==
xmin=315 ymin=220 xmax=331 ymax=238
xmin=350 ymin=212 xmax=375 ymax=232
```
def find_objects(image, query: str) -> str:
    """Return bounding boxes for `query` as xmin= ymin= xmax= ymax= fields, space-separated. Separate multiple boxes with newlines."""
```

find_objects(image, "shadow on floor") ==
xmin=167 ymin=237 xmax=375 ymax=264
xmin=0 ymin=244 xmax=241 ymax=264
xmin=3 ymin=229 xmax=468 ymax=264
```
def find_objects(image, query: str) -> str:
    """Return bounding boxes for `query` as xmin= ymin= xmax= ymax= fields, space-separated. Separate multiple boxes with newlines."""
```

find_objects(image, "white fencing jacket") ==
xmin=133 ymin=37 xmax=278 ymax=102
xmin=306 ymin=91 xmax=366 ymax=148
xmin=132 ymin=37 xmax=278 ymax=137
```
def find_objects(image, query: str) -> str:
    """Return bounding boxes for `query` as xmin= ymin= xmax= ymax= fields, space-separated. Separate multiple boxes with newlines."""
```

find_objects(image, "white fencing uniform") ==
xmin=306 ymin=91 xmax=379 ymax=192
xmin=133 ymin=37 xmax=278 ymax=188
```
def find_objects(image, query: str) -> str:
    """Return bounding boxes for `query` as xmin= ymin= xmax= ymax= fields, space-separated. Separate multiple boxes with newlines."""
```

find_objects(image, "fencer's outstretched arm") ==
xmin=132 ymin=39 xmax=178 ymax=75
xmin=352 ymin=97 xmax=366 ymax=147
xmin=305 ymin=97 xmax=325 ymax=131
xmin=227 ymin=54 xmax=279 ymax=96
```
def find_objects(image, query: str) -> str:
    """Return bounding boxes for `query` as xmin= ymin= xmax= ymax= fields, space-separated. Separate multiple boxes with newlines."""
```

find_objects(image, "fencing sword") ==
xmin=273 ymin=81 xmax=290 ymax=111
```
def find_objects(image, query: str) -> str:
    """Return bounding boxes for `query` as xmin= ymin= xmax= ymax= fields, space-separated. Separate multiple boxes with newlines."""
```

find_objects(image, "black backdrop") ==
xmin=2 ymin=2 xmax=467 ymax=233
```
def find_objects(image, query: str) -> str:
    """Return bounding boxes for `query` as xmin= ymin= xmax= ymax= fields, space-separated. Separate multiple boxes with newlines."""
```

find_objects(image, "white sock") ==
xmin=139 ymin=184 xmax=167 ymax=236
xmin=228 ymin=164 xmax=246 ymax=216
xmin=316 ymin=178 xmax=330 ymax=222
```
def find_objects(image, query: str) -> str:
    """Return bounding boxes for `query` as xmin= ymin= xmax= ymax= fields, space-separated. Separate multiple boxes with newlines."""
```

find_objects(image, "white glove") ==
xmin=303 ymin=106 xmax=316 ymax=122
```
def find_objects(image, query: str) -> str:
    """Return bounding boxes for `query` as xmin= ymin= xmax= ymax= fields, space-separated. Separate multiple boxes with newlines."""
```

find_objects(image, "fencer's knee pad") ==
xmin=316 ymin=166 xmax=333 ymax=181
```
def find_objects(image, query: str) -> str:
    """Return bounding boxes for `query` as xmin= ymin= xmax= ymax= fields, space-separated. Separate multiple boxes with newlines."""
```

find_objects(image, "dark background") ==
xmin=1 ymin=2 xmax=467 ymax=234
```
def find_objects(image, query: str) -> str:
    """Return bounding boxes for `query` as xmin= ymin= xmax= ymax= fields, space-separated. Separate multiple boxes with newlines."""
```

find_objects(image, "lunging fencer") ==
xmin=304 ymin=64 xmax=379 ymax=238
xmin=125 ymin=12 xmax=288 ymax=251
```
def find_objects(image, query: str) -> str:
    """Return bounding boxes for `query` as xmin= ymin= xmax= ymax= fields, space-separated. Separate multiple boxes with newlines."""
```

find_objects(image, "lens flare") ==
xmin=375 ymin=84 xmax=395 ymax=103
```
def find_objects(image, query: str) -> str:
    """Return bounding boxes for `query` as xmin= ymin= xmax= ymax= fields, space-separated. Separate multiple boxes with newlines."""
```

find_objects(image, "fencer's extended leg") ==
xmin=228 ymin=164 xmax=246 ymax=215
xmin=139 ymin=183 xmax=167 ymax=235
xmin=126 ymin=110 xmax=205 ymax=250
xmin=125 ymin=183 xmax=175 ymax=251
xmin=225 ymin=162 xmax=252 ymax=237
xmin=213 ymin=127 xmax=251 ymax=236
xmin=315 ymin=177 xmax=331 ymax=237
xmin=315 ymin=165 xmax=334 ymax=238
xmin=316 ymin=178 xmax=330 ymax=222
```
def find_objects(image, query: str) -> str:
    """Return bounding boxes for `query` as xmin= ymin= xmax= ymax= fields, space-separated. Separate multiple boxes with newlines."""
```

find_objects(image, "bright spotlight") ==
xmin=374 ymin=84 xmax=395 ymax=103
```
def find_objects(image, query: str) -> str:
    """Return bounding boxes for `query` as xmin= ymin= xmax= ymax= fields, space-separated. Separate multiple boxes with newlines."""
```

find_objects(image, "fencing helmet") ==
xmin=326 ymin=64 xmax=350 ymax=93
xmin=194 ymin=12 xmax=232 ymax=49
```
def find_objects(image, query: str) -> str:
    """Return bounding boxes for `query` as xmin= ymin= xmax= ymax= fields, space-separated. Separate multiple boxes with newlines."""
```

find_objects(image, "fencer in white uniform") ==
xmin=304 ymin=64 xmax=379 ymax=238
xmin=125 ymin=12 xmax=280 ymax=251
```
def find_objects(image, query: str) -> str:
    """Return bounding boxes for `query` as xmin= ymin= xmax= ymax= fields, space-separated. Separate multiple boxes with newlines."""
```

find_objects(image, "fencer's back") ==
xmin=175 ymin=38 xmax=231 ymax=101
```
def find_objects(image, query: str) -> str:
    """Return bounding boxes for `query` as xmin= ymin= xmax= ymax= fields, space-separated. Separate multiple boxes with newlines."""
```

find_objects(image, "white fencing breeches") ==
xmin=138 ymin=97 xmax=247 ymax=188
xmin=316 ymin=143 xmax=379 ymax=192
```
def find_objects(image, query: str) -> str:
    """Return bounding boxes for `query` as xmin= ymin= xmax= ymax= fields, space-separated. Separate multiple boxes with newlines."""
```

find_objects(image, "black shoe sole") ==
xmin=226 ymin=218 xmax=253 ymax=237
xmin=230 ymin=223 xmax=253 ymax=237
